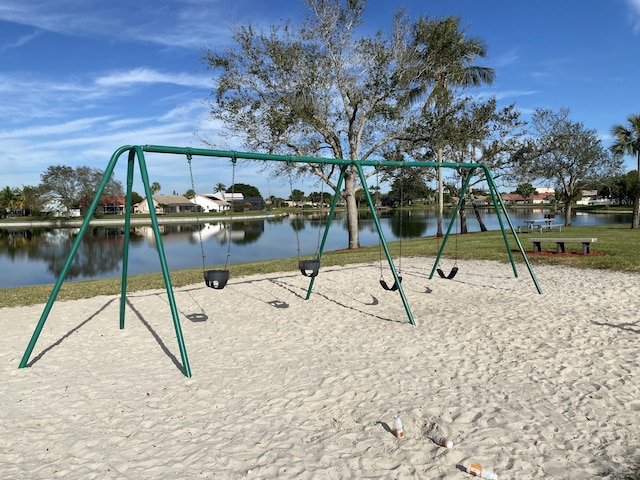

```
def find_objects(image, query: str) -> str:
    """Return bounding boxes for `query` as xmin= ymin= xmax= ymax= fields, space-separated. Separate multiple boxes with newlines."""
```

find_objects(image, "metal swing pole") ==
xmin=304 ymin=166 xmax=347 ymax=300
xmin=120 ymin=148 xmax=136 ymax=328
xmin=135 ymin=146 xmax=192 ymax=377
xmin=19 ymin=145 xmax=132 ymax=370
xmin=357 ymin=163 xmax=415 ymax=326
xmin=482 ymin=165 xmax=543 ymax=294
xmin=429 ymin=169 xmax=474 ymax=279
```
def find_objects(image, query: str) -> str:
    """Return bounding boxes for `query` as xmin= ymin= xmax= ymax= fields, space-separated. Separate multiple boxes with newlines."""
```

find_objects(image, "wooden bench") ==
xmin=529 ymin=237 xmax=598 ymax=255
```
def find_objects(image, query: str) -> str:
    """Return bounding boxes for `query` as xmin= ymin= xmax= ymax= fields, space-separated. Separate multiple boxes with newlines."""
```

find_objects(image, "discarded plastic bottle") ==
xmin=467 ymin=463 xmax=498 ymax=480
xmin=393 ymin=415 xmax=404 ymax=438
xmin=431 ymin=434 xmax=453 ymax=448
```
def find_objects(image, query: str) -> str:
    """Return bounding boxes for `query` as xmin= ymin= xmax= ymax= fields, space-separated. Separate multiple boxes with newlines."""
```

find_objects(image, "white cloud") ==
xmin=622 ymin=0 xmax=640 ymax=32
xmin=0 ymin=0 xmax=239 ymax=50
xmin=493 ymin=89 xmax=538 ymax=101
xmin=492 ymin=49 xmax=520 ymax=68
xmin=0 ymin=117 xmax=111 ymax=140
xmin=0 ymin=29 xmax=42 ymax=52
xmin=95 ymin=68 xmax=210 ymax=89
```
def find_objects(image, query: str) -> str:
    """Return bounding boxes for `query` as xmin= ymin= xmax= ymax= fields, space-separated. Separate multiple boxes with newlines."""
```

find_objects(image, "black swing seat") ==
xmin=437 ymin=267 xmax=458 ymax=280
xmin=447 ymin=266 xmax=458 ymax=279
xmin=204 ymin=269 xmax=229 ymax=289
xmin=380 ymin=276 xmax=402 ymax=291
xmin=299 ymin=260 xmax=320 ymax=278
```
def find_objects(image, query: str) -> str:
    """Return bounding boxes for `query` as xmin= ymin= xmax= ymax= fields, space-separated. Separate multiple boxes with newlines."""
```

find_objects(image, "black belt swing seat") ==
xmin=290 ymin=164 xmax=324 ymax=279
xmin=379 ymin=276 xmax=402 ymax=291
xmin=377 ymin=166 xmax=404 ymax=292
xmin=435 ymin=210 xmax=460 ymax=280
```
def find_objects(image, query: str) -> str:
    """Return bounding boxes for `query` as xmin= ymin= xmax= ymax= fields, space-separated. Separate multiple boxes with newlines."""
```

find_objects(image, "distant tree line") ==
xmin=1 ymin=165 xmax=125 ymax=218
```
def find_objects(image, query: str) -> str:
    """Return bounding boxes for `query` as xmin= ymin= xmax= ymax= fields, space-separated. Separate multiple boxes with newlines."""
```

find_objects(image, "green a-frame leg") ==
xmin=20 ymin=145 xmax=192 ymax=377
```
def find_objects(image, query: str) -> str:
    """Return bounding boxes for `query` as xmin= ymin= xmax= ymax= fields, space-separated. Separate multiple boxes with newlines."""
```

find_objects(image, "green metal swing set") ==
xmin=19 ymin=144 xmax=542 ymax=378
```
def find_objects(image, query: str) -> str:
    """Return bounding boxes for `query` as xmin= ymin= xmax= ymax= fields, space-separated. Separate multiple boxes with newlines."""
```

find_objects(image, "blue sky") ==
xmin=1 ymin=0 xmax=639 ymax=199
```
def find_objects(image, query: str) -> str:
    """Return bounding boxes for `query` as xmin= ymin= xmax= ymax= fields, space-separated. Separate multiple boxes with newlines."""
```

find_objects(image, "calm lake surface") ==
xmin=0 ymin=209 xmax=632 ymax=289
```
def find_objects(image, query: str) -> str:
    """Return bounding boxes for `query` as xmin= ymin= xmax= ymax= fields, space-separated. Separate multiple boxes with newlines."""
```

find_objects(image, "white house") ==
xmin=42 ymin=199 xmax=81 ymax=217
xmin=192 ymin=193 xmax=232 ymax=213
xmin=134 ymin=194 xmax=195 ymax=214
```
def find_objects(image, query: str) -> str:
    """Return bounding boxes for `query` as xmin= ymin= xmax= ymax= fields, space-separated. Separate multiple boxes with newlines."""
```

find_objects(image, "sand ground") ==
xmin=2 ymin=258 xmax=639 ymax=479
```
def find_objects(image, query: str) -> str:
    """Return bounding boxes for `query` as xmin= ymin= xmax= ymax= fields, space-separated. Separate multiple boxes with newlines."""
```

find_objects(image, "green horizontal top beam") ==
xmin=139 ymin=144 xmax=484 ymax=172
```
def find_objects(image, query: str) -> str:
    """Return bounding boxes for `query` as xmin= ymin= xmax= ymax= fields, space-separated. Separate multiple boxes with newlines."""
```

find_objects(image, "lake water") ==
xmin=0 ymin=209 xmax=631 ymax=288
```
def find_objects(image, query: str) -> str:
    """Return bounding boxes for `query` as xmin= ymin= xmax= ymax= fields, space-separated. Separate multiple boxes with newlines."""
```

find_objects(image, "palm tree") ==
xmin=407 ymin=16 xmax=495 ymax=236
xmin=611 ymin=114 xmax=640 ymax=228
xmin=0 ymin=186 xmax=19 ymax=217
xmin=150 ymin=182 xmax=161 ymax=195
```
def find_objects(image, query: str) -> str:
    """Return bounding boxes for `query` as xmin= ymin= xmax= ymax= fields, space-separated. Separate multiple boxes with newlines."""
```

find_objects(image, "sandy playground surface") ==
xmin=1 ymin=257 xmax=639 ymax=479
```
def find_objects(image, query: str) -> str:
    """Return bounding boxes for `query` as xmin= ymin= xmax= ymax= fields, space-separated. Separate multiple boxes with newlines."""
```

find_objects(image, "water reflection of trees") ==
xmin=45 ymin=230 xmax=122 ymax=280
xmin=229 ymin=220 xmax=264 ymax=245
xmin=389 ymin=211 xmax=430 ymax=238
xmin=0 ymin=228 xmax=45 ymax=260
xmin=0 ymin=227 xmax=126 ymax=281
xmin=357 ymin=210 xmax=430 ymax=238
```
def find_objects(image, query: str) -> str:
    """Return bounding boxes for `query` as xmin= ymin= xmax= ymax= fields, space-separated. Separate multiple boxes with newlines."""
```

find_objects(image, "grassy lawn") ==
xmin=1 ymin=224 xmax=638 ymax=309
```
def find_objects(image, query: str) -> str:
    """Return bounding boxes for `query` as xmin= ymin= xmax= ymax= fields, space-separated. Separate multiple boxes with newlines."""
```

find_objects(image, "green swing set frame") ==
xmin=19 ymin=144 xmax=542 ymax=377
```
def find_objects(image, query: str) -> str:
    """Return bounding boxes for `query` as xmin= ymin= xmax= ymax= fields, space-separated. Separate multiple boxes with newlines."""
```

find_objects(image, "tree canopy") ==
xmin=39 ymin=165 xmax=124 ymax=212
xmin=229 ymin=183 xmax=261 ymax=198
xmin=610 ymin=113 xmax=640 ymax=228
xmin=524 ymin=108 xmax=621 ymax=226
xmin=203 ymin=0 xmax=498 ymax=248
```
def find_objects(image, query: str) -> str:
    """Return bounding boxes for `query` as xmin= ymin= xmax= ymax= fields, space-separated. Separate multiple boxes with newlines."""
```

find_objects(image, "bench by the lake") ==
xmin=529 ymin=237 xmax=598 ymax=255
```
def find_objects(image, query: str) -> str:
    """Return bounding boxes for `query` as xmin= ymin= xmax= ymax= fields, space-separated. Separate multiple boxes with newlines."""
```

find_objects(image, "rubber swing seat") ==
xmin=299 ymin=260 xmax=320 ymax=278
xmin=204 ymin=269 xmax=229 ymax=289
xmin=380 ymin=276 xmax=402 ymax=291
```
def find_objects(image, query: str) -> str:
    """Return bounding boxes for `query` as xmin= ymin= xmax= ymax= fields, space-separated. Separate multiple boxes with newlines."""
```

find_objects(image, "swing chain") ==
xmin=187 ymin=152 xmax=207 ymax=273
xmin=224 ymin=156 xmax=237 ymax=270
xmin=287 ymin=163 xmax=303 ymax=261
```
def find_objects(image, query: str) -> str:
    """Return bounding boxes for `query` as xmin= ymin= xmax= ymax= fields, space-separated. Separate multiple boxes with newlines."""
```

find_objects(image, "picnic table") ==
xmin=519 ymin=218 xmax=563 ymax=233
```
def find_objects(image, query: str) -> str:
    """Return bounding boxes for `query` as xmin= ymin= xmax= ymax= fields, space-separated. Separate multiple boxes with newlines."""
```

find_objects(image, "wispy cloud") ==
xmin=492 ymin=49 xmax=520 ymax=68
xmin=0 ymin=0 xmax=247 ymax=50
xmin=625 ymin=0 xmax=640 ymax=32
xmin=493 ymin=89 xmax=538 ymax=101
xmin=0 ymin=29 xmax=41 ymax=52
xmin=95 ymin=68 xmax=210 ymax=89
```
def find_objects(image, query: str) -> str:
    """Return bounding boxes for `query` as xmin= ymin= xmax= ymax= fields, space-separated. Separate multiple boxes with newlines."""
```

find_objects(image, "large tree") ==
xmin=610 ymin=114 xmax=640 ymax=228
xmin=39 ymin=165 xmax=124 ymax=213
xmin=204 ymin=0 xmax=473 ymax=248
xmin=405 ymin=97 xmax=527 ymax=233
xmin=526 ymin=108 xmax=621 ymax=226
xmin=406 ymin=15 xmax=495 ymax=236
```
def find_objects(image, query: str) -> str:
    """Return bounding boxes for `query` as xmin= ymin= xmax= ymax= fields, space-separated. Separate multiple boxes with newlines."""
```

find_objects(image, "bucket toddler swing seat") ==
xmin=188 ymin=152 xmax=233 ymax=290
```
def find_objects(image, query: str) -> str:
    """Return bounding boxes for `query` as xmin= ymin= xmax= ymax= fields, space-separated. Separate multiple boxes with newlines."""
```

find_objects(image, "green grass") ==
xmin=1 ymin=224 xmax=638 ymax=309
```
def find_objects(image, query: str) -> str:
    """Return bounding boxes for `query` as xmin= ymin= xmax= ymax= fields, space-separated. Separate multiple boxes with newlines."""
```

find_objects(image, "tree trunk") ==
xmin=632 ymin=195 xmax=640 ymax=229
xmin=459 ymin=201 xmax=468 ymax=234
xmin=633 ymin=155 xmax=640 ymax=228
xmin=473 ymin=201 xmax=488 ymax=231
xmin=564 ymin=199 xmax=573 ymax=226
xmin=437 ymin=147 xmax=444 ymax=237
xmin=344 ymin=167 xmax=360 ymax=249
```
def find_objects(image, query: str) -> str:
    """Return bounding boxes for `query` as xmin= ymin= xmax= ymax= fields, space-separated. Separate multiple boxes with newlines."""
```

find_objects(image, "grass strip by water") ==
xmin=1 ymin=225 xmax=638 ymax=309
